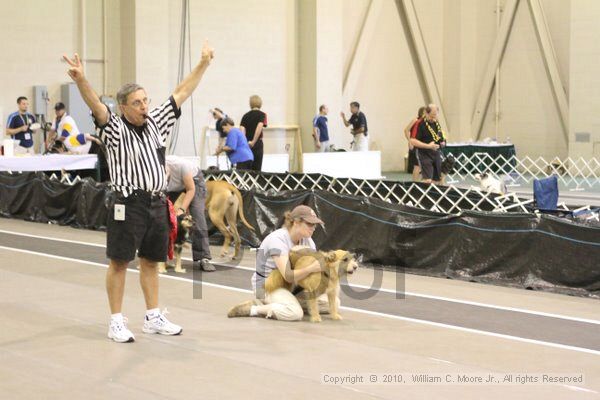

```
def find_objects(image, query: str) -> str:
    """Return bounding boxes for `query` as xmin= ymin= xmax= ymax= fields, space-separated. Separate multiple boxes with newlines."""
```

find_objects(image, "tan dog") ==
xmin=205 ymin=180 xmax=255 ymax=258
xmin=265 ymin=248 xmax=359 ymax=322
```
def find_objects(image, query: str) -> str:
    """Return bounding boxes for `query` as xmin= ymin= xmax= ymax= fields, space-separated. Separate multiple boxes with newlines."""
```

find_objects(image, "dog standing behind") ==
xmin=205 ymin=180 xmax=255 ymax=259
xmin=158 ymin=213 xmax=194 ymax=274
xmin=545 ymin=158 xmax=567 ymax=176
xmin=439 ymin=153 xmax=456 ymax=184
xmin=264 ymin=248 xmax=358 ymax=322
xmin=474 ymin=173 xmax=507 ymax=195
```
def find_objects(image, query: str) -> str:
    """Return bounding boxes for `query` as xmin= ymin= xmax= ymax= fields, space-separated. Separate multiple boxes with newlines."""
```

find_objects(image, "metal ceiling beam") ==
xmin=471 ymin=0 xmax=519 ymax=140
xmin=395 ymin=0 xmax=448 ymax=130
xmin=343 ymin=0 xmax=383 ymax=96
xmin=527 ymin=0 xmax=569 ymax=143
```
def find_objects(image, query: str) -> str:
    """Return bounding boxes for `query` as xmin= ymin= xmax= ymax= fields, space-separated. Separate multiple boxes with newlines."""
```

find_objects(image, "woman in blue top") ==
xmin=215 ymin=117 xmax=254 ymax=170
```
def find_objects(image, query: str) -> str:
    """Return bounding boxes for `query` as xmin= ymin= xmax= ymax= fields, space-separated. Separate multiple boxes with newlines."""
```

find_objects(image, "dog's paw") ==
xmin=310 ymin=315 xmax=322 ymax=323
xmin=157 ymin=262 xmax=168 ymax=274
xmin=331 ymin=313 xmax=343 ymax=321
xmin=174 ymin=268 xmax=187 ymax=274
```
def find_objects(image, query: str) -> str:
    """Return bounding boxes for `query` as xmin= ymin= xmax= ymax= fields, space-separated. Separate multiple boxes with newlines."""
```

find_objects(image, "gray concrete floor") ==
xmin=1 ymin=218 xmax=600 ymax=399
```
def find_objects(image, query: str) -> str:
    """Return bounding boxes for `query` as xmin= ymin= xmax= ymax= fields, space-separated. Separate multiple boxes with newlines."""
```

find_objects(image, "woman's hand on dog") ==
xmin=308 ymin=259 xmax=327 ymax=273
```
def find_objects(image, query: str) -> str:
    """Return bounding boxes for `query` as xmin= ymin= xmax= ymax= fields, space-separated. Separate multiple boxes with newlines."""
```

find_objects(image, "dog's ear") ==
xmin=325 ymin=251 xmax=337 ymax=263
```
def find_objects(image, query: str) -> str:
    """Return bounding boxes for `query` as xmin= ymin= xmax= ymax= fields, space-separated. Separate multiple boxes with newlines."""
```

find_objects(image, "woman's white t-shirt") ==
xmin=251 ymin=228 xmax=316 ymax=292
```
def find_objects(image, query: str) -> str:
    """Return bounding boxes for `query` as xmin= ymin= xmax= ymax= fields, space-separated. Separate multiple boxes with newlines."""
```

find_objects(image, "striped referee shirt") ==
xmin=96 ymin=96 xmax=181 ymax=196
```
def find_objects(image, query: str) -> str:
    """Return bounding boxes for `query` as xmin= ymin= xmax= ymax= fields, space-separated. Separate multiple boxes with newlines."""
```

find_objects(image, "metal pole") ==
xmin=80 ymin=0 xmax=86 ymax=73
xmin=102 ymin=0 xmax=108 ymax=95
xmin=495 ymin=0 xmax=501 ymax=142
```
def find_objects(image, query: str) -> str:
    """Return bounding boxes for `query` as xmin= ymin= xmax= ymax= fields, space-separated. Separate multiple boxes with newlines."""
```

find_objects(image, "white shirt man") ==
xmin=48 ymin=102 xmax=91 ymax=154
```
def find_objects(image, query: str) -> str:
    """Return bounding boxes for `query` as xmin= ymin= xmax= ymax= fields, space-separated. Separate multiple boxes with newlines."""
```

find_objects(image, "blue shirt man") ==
xmin=218 ymin=117 xmax=254 ymax=169
xmin=6 ymin=96 xmax=37 ymax=153
xmin=312 ymin=104 xmax=330 ymax=152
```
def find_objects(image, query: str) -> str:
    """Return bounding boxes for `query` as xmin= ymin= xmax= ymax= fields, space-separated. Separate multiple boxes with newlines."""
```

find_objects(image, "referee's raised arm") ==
xmin=172 ymin=40 xmax=214 ymax=109
xmin=62 ymin=53 xmax=108 ymax=127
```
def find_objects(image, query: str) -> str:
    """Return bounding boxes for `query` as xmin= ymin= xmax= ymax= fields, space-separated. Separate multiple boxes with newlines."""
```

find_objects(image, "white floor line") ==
xmin=1 ymin=244 xmax=600 ymax=358
xmin=563 ymin=385 xmax=599 ymax=394
xmin=0 ymin=245 xmax=253 ymax=293
xmin=3 ymin=228 xmax=600 ymax=326
xmin=335 ymin=305 xmax=600 ymax=357
xmin=0 ymin=229 xmax=106 ymax=248
xmin=348 ymin=283 xmax=600 ymax=326
xmin=194 ymin=258 xmax=600 ymax=326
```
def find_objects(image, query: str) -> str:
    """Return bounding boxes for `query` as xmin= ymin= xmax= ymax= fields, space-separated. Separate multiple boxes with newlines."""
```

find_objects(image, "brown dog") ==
xmin=205 ymin=180 xmax=255 ymax=258
xmin=265 ymin=248 xmax=359 ymax=322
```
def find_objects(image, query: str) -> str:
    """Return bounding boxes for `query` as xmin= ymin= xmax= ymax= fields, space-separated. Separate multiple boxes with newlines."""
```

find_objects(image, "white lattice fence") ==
xmin=445 ymin=152 xmax=600 ymax=190
xmin=203 ymin=170 xmax=535 ymax=214
xmin=38 ymin=168 xmax=596 ymax=219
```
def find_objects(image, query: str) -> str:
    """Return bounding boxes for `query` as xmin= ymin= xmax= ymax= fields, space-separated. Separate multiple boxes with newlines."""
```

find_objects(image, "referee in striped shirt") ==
xmin=63 ymin=41 xmax=214 ymax=343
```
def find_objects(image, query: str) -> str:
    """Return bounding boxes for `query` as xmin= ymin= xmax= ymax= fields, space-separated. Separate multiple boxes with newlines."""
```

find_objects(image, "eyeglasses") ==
xmin=129 ymin=98 xmax=151 ymax=108
xmin=303 ymin=221 xmax=317 ymax=228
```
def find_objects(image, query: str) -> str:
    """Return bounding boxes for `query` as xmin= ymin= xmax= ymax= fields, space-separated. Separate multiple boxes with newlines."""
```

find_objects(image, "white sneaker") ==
xmin=108 ymin=317 xmax=135 ymax=343
xmin=142 ymin=309 xmax=182 ymax=335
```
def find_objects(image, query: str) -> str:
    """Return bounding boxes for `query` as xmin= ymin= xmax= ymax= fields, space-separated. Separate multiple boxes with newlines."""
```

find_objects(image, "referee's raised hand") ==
xmin=62 ymin=52 xmax=107 ymax=126
xmin=200 ymin=40 xmax=214 ymax=65
xmin=172 ymin=40 xmax=215 ymax=108
xmin=62 ymin=53 xmax=85 ymax=82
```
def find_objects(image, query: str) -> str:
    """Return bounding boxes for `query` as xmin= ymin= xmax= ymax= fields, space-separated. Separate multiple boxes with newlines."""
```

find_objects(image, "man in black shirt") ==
xmin=341 ymin=101 xmax=368 ymax=151
xmin=410 ymin=104 xmax=446 ymax=184
xmin=240 ymin=95 xmax=268 ymax=171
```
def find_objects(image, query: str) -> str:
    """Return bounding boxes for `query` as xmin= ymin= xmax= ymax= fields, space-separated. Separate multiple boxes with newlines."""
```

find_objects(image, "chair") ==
xmin=533 ymin=175 xmax=558 ymax=210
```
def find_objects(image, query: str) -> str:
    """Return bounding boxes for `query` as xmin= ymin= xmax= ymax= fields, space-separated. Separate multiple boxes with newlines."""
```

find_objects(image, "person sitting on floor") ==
xmin=227 ymin=205 xmax=337 ymax=321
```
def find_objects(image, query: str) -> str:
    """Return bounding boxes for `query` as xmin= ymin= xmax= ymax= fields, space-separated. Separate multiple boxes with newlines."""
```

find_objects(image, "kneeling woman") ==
xmin=228 ymin=205 xmax=335 ymax=321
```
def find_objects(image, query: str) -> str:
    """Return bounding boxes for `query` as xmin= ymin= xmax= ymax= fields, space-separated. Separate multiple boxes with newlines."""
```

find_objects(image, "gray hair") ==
xmin=116 ymin=83 xmax=145 ymax=105
xmin=426 ymin=103 xmax=438 ymax=114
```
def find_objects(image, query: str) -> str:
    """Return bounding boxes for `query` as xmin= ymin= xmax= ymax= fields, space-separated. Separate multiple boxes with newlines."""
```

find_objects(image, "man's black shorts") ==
xmin=106 ymin=190 xmax=169 ymax=262
xmin=416 ymin=148 xmax=442 ymax=181
xmin=408 ymin=148 xmax=419 ymax=173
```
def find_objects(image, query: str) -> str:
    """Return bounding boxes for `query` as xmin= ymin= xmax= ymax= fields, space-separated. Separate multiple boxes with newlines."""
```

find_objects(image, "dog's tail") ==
xmin=231 ymin=185 xmax=255 ymax=231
